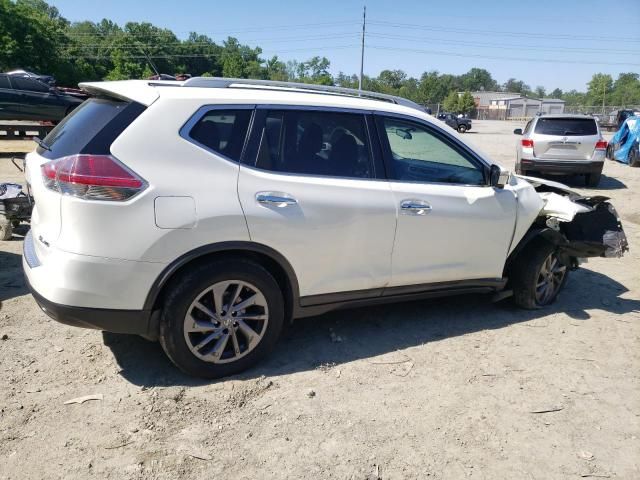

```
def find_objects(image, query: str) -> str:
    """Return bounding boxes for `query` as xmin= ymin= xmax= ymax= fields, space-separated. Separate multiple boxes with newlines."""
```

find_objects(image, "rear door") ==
xmin=375 ymin=114 xmax=517 ymax=286
xmin=238 ymin=107 xmax=396 ymax=299
xmin=533 ymin=117 xmax=600 ymax=160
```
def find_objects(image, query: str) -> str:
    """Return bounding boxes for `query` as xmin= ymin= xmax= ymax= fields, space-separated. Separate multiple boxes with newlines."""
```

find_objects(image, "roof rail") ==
xmin=181 ymin=77 xmax=427 ymax=113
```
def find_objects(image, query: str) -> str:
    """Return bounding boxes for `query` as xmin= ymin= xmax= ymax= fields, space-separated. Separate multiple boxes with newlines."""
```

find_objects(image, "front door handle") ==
xmin=256 ymin=192 xmax=298 ymax=208
xmin=400 ymin=199 xmax=432 ymax=216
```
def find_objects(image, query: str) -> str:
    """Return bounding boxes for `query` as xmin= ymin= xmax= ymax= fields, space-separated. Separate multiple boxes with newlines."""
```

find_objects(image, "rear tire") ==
xmin=159 ymin=258 xmax=285 ymax=379
xmin=458 ymin=124 xmax=467 ymax=133
xmin=512 ymin=239 xmax=569 ymax=309
xmin=585 ymin=170 xmax=602 ymax=187
xmin=0 ymin=217 xmax=12 ymax=241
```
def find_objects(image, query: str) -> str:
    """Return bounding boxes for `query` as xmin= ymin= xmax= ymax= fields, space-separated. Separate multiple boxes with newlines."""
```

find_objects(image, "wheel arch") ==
xmin=504 ymin=226 xmax=566 ymax=277
xmin=145 ymin=241 xmax=299 ymax=326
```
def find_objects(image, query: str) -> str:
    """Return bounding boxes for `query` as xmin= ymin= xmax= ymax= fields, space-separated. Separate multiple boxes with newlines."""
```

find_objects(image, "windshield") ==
xmin=534 ymin=118 xmax=597 ymax=136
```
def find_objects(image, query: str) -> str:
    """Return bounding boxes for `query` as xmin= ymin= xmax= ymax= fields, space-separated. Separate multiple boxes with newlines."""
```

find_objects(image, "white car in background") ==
xmin=23 ymin=78 xmax=628 ymax=378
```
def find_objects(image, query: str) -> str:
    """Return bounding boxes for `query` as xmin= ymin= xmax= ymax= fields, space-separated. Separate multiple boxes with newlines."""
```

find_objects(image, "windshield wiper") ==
xmin=33 ymin=136 xmax=51 ymax=151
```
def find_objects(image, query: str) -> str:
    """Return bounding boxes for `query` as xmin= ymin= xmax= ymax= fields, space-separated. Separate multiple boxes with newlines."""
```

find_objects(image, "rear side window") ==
xmin=188 ymin=109 xmax=252 ymax=162
xmin=38 ymin=97 xmax=146 ymax=159
xmin=534 ymin=118 xmax=597 ymax=136
xmin=253 ymin=109 xmax=373 ymax=179
xmin=11 ymin=76 xmax=49 ymax=92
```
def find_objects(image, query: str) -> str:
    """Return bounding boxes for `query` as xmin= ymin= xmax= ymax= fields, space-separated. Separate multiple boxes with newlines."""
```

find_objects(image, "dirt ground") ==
xmin=1 ymin=122 xmax=638 ymax=479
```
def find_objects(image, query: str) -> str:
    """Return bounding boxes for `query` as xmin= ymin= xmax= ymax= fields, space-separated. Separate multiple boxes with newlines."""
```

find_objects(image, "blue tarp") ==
xmin=610 ymin=115 xmax=640 ymax=164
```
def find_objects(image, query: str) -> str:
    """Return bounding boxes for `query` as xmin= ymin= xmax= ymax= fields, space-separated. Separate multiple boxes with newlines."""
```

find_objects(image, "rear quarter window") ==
xmin=534 ymin=118 xmax=598 ymax=136
xmin=186 ymin=109 xmax=253 ymax=162
xmin=38 ymin=97 xmax=146 ymax=159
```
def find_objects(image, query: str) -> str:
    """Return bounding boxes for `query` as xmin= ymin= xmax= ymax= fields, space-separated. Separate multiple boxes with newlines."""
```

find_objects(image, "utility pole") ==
xmin=359 ymin=5 xmax=366 ymax=93
xmin=602 ymin=81 xmax=606 ymax=116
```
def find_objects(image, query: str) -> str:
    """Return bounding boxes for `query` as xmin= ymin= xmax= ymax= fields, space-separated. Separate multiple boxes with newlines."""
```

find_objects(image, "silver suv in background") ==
xmin=514 ymin=114 xmax=607 ymax=187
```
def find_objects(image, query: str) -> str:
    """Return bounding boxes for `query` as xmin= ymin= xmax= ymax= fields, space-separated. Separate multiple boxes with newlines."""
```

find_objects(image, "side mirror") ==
xmin=513 ymin=128 xmax=523 ymax=135
xmin=489 ymin=164 xmax=510 ymax=189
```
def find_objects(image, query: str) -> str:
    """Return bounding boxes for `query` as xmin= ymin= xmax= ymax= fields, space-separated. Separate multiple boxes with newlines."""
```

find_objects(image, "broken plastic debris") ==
xmin=64 ymin=394 xmax=104 ymax=405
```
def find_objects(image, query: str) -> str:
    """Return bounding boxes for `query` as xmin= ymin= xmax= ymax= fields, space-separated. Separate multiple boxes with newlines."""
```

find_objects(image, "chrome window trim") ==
xmin=179 ymin=104 xmax=256 ymax=164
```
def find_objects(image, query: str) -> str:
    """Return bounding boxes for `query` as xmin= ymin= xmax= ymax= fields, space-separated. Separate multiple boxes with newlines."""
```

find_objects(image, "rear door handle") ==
xmin=400 ymin=199 xmax=432 ymax=216
xmin=256 ymin=192 xmax=298 ymax=207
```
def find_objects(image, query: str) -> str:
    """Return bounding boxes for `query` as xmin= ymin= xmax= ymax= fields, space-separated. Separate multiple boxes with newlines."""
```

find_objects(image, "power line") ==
xmin=60 ymin=45 xmax=359 ymax=60
xmin=366 ymin=45 xmax=640 ymax=67
xmin=58 ymin=33 xmax=360 ymax=49
xmin=60 ymin=21 xmax=358 ymax=38
xmin=368 ymin=20 xmax=640 ymax=43
xmin=366 ymin=32 xmax=639 ymax=55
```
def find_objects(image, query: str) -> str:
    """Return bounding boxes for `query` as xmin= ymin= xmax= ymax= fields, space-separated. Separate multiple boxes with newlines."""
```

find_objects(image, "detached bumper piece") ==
xmin=561 ymin=199 xmax=628 ymax=258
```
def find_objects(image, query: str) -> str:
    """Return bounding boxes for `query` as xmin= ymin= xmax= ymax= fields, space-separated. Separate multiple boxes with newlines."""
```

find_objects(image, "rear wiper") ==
xmin=33 ymin=136 xmax=51 ymax=151
xmin=563 ymin=131 xmax=580 ymax=136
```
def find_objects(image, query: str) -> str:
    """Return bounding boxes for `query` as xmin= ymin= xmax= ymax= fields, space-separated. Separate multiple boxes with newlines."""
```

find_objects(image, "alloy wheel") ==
xmin=535 ymin=252 xmax=567 ymax=305
xmin=183 ymin=280 xmax=269 ymax=364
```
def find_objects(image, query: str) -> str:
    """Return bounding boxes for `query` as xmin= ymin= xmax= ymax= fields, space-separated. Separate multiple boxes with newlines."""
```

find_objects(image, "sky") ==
xmin=48 ymin=0 xmax=640 ymax=92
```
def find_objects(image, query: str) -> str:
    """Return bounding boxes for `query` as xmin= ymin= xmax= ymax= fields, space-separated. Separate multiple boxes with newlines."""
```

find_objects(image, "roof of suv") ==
xmin=79 ymin=78 xmax=429 ymax=118
xmin=533 ymin=114 xmax=597 ymax=120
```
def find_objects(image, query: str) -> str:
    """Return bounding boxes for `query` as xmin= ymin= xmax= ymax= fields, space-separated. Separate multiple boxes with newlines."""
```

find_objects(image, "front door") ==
xmin=376 ymin=115 xmax=517 ymax=287
xmin=238 ymin=108 xmax=396 ymax=299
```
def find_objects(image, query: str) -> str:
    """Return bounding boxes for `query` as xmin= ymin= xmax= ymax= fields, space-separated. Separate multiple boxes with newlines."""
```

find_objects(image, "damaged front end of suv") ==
xmin=522 ymin=176 xmax=628 ymax=260
xmin=503 ymin=175 xmax=628 ymax=308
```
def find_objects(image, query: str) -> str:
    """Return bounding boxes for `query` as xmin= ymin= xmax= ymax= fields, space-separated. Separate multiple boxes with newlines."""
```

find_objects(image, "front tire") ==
xmin=512 ymin=239 xmax=569 ymax=309
xmin=458 ymin=124 xmax=467 ymax=133
xmin=0 ymin=216 xmax=12 ymax=241
xmin=159 ymin=259 xmax=284 ymax=379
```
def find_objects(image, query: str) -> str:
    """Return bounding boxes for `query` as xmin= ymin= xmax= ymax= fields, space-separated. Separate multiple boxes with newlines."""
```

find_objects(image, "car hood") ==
xmin=514 ymin=174 xmax=581 ymax=198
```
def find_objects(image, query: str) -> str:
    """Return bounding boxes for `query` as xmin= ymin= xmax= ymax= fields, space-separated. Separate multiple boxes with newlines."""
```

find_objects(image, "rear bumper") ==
xmin=23 ymin=230 xmax=162 ymax=335
xmin=26 ymin=274 xmax=153 ymax=335
xmin=520 ymin=159 xmax=604 ymax=174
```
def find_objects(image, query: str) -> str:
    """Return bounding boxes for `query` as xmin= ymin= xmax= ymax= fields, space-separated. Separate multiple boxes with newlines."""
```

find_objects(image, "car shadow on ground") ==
xmin=532 ymin=172 xmax=626 ymax=190
xmin=0 ymin=248 xmax=27 ymax=304
xmin=103 ymin=267 xmax=640 ymax=388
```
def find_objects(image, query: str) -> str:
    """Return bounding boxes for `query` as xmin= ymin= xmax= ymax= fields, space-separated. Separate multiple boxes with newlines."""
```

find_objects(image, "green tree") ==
xmin=503 ymin=78 xmax=531 ymax=95
xmin=458 ymin=68 xmax=498 ymax=92
xmin=443 ymin=91 xmax=460 ymax=112
xmin=534 ymin=86 xmax=546 ymax=98
xmin=550 ymin=88 xmax=563 ymax=98
xmin=457 ymin=91 xmax=476 ymax=115
xmin=610 ymin=73 xmax=640 ymax=106
xmin=587 ymin=73 xmax=613 ymax=105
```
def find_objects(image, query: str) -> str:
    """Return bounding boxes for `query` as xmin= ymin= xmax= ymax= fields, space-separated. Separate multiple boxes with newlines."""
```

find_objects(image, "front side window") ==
xmin=253 ymin=109 xmax=372 ymax=179
xmin=188 ymin=109 xmax=252 ymax=162
xmin=380 ymin=117 xmax=485 ymax=185
xmin=0 ymin=76 xmax=10 ymax=89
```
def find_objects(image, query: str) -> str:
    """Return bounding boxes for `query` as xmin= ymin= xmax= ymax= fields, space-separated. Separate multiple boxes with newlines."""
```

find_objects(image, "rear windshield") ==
xmin=38 ymin=97 xmax=145 ymax=159
xmin=534 ymin=118 xmax=597 ymax=136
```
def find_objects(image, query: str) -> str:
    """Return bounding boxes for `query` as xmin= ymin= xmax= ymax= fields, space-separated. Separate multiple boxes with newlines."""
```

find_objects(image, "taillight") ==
xmin=521 ymin=139 xmax=534 ymax=148
xmin=595 ymin=140 xmax=608 ymax=150
xmin=41 ymin=154 xmax=146 ymax=201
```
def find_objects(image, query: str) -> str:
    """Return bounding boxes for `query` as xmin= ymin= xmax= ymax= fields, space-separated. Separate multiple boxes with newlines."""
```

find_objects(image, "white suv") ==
xmin=23 ymin=78 xmax=628 ymax=378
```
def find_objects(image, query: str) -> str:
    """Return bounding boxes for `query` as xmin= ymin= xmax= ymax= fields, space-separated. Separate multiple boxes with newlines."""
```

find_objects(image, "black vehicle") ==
xmin=6 ymin=69 xmax=56 ymax=86
xmin=437 ymin=112 xmax=472 ymax=133
xmin=0 ymin=73 xmax=84 ymax=122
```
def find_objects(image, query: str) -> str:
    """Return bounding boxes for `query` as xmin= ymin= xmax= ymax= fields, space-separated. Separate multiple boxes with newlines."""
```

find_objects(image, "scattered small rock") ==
xmin=578 ymin=451 xmax=595 ymax=461
xmin=307 ymin=389 xmax=316 ymax=398
xmin=1 ymin=334 xmax=8 ymax=340
xmin=53 ymin=345 xmax=64 ymax=352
